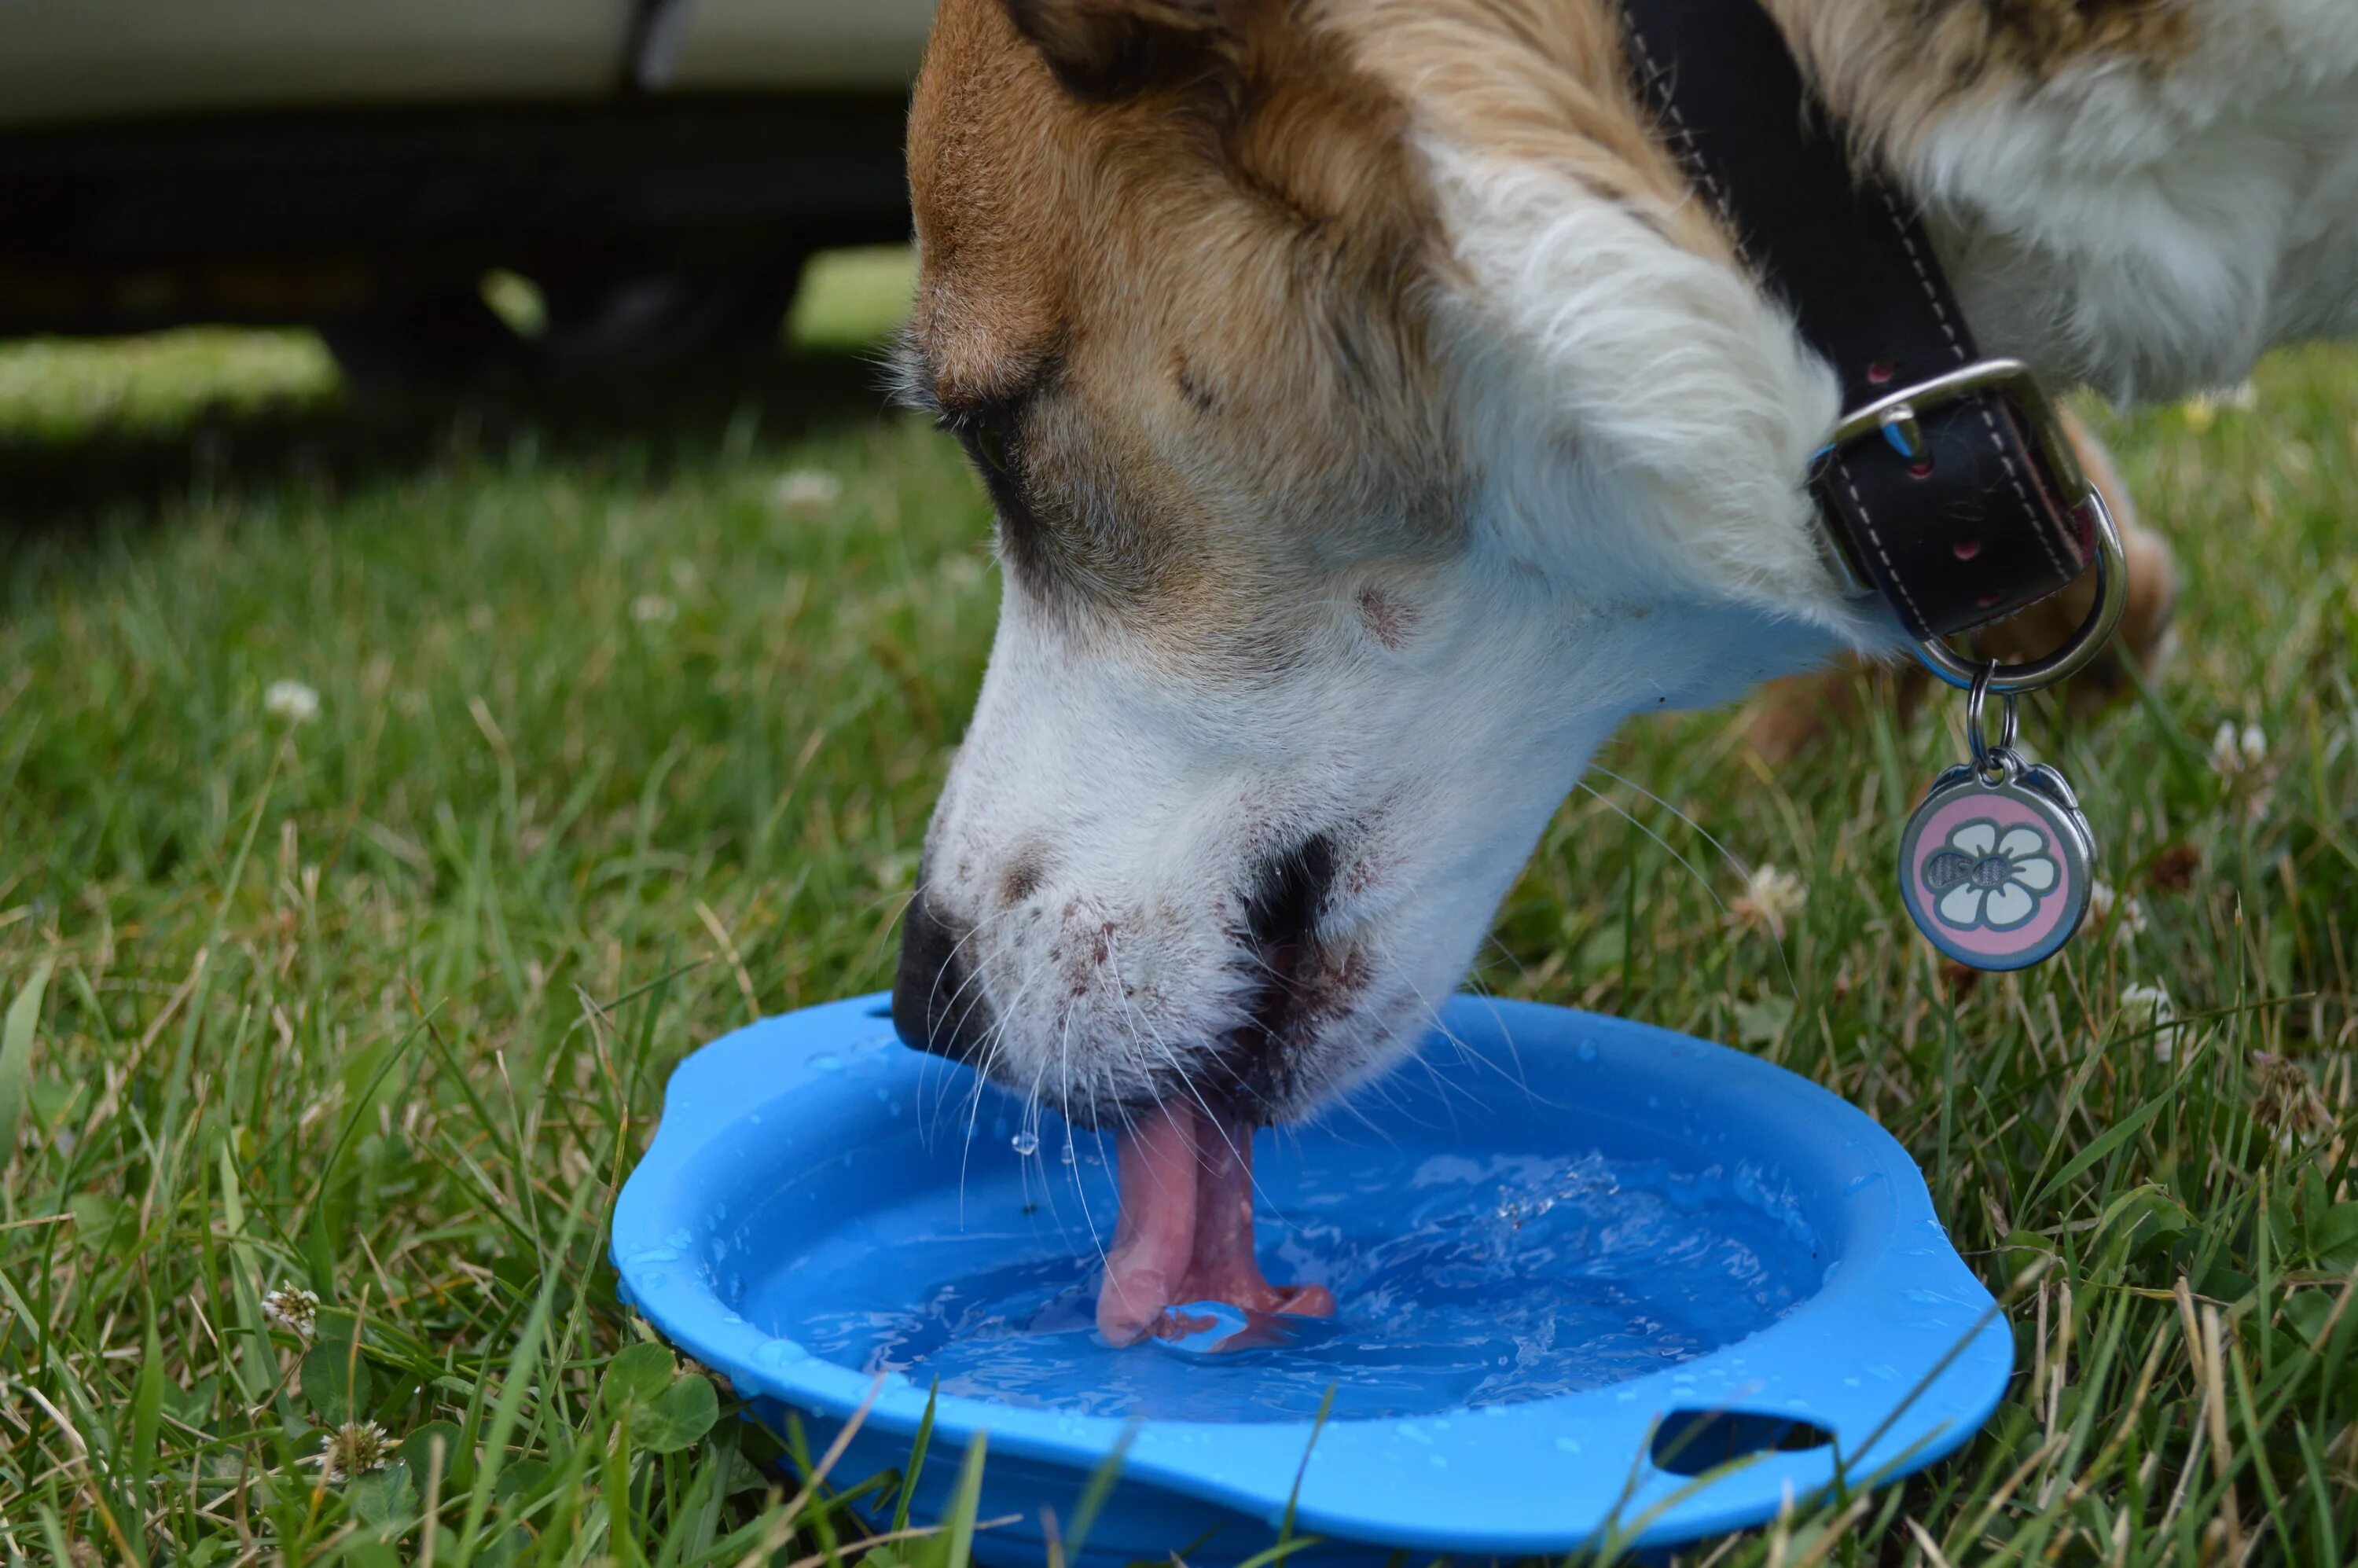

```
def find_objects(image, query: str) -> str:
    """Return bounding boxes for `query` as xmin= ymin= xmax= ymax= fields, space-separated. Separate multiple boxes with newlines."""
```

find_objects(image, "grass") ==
xmin=0 ymin=245 xmax=2353 ymax=1566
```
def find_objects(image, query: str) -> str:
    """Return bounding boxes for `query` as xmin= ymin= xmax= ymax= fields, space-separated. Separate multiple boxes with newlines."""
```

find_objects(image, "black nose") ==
xmin=1210 ymin=834 xmax=1341 ymax=1113
xmin=1244 ymin=834 xmax=1337 ymax=957
xmin=893 ymin=881 xmax=994 ymax=1062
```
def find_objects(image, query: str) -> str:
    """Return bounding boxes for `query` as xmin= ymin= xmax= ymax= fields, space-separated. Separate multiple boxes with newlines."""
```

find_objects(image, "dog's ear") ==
xmin=999 ymin=0 xmax=1234 ymax=99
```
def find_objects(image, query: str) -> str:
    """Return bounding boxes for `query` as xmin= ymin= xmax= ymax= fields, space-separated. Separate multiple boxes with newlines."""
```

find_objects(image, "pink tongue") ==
xmin=1096 ymin=1100 xmax=1337 ymax=1345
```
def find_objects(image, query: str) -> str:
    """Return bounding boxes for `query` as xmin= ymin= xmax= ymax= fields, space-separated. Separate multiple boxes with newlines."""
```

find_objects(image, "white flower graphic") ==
xmin=1926 ymin=821 xmax=2057 ymax=931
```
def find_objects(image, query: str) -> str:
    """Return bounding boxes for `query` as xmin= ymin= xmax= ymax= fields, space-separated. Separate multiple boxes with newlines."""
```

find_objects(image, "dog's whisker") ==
xmin=1583 ymin=762 xmax=1802 ymax=1001
xmin=952 ymin=911 xmax=1040 ymax=1221
xmin=926 ymin=898 xmax=1021 ymax=1039
xmin=1104 ymin=932 xmax=1309 ymax=1229
xmin=1571 ymin=775 xmax=1804 ymax=1004
xmin=1361 ymin=935 xmax=1490 ymax=1122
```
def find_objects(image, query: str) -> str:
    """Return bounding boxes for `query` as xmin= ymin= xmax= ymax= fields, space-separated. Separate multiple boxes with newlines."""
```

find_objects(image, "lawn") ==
xmin=2 ymin=247 xmax=2354 ymax=1566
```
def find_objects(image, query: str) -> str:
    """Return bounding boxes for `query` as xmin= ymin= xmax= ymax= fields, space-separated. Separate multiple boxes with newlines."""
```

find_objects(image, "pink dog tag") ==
xmin=1897 ymin=666 xmax=2096 ymax=972
xmin=1898 ymin=759 xmax=2094 ymax=971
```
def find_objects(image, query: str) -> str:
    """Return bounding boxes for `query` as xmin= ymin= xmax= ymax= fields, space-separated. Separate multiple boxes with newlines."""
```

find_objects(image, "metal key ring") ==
xmin=1965 ymin=660 xmax=2019 ymax=779
xmin=1915 ymin=487 xmax=2128 ymax=696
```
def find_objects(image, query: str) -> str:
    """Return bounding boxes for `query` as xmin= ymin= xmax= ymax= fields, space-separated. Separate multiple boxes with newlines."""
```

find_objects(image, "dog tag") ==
xmin=1898 ymin=674 xmax=2095 ymax=971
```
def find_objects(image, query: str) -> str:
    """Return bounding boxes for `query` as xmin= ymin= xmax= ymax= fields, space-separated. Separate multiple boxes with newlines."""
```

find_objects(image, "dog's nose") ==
xmin=1244 ymin=834 xmax=1337 ymax=957
xmin=893 ymin=882 xmax=994 ymax=1062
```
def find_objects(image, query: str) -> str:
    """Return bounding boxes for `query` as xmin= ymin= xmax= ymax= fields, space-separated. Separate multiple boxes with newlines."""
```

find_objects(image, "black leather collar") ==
xmin=1614 ymin=0 xmax=2096 ymax=644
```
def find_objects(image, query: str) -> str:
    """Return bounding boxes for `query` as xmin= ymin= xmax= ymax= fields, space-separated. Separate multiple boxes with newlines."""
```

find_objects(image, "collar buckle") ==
xmin=1814 ymin=358 xmax=2128 ymax=696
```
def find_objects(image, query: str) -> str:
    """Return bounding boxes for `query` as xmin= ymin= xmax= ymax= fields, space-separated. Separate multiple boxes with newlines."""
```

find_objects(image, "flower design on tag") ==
xmin=1919 ymin=821 xmax=2057 ymax=931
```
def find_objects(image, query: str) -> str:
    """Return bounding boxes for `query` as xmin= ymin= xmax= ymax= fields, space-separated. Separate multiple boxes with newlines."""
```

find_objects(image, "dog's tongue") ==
xmin=1096 ymin=1100 xmax=1336 ymax=1345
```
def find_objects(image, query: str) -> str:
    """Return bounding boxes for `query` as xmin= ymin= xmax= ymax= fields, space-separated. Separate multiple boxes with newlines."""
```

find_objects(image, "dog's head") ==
xmin=891 ymin=0 xmax=1885 ymax=1126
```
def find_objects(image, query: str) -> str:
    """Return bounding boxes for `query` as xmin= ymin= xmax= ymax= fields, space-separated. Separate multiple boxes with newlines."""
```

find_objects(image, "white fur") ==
xmin=1916 ymin=1 xmax=2358 ymax=401
xmin=921 ymin=526 xmax=1691 ymax=1123
xmin=1416 ymin=137 xmax=1876 ymax=655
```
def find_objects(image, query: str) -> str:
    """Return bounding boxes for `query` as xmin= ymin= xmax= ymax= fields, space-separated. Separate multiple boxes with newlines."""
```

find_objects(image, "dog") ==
xmin=885 ymin=0 xmax=2358 ymax=1332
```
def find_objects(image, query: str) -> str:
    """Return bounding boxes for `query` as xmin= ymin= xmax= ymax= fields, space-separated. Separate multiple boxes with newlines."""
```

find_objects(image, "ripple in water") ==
xmin=786 ymin=1151 xmax=1820 ymax=1422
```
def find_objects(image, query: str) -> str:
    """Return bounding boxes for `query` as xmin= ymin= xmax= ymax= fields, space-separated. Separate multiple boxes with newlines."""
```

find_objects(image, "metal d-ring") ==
xmin=1965 ymin=660 xmax=2019 ymax=780
xmin=1914 ymin=486 xmax=2129 ymax=696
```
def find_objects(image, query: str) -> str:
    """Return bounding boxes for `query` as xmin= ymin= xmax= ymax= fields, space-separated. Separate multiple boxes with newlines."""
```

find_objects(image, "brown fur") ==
xmin=1328 ymin=0 xmax=1728 ymax=266
xmin=905 ymin=0 xmax=1460 ymax=668
xmin=1758 ymin=0 xmax=2195 ymax=166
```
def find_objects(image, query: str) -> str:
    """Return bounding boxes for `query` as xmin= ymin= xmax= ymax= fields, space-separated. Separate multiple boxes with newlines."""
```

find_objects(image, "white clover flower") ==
xmin=630 ymin=594 xmax=677 ymax=625
xmin=2209 ymin=720 xmax=2278 ymax=820
xmin=261 ymin=1283 xmax=321 ymax=1341
xmin=2209 ymin=720 xmax=2269 ymax=779
xmin=1923 ymin=821 xmax=2055 ymax=931
xmin=769 ymin=468 xmax=843 ymax=516
xmin=2120 ymin=982 xmax=2181 ymax=1061
xmin=2208 ymin=720 xmax=2239 ymax=776
xmin=319 ymin=1419 xmax=391 ymax=1481
xmin=264 ymin=680 xmax=321 ymax=725
xmin=1729 ymin=865 xmax=1807 ymax=938
xmin=2089 ymin=880 xmax=2147 ymax=944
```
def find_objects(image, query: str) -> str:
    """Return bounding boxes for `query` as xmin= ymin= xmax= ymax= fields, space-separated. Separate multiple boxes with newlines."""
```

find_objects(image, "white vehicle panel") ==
xmin=668 ymin=0 xmax=934 ymax=88
xmin=0 ymin=2 xmax=634 ymax=130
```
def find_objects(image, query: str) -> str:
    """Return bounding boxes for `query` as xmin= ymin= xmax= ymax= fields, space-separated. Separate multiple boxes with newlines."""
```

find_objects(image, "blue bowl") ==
xmin=612 ymin=994 xmax=2011 ymax=1564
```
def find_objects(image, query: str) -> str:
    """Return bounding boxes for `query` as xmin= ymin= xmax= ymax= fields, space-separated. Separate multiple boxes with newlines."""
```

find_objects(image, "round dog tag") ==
xmin=1897 ymin=756 xmax=2094 ymax=971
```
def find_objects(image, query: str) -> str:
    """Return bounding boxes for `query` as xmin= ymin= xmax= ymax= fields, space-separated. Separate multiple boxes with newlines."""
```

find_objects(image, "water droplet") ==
xmin=1060 ymin=1141 xmax=1077 ymax=1164
xmin=809 ymin=1052 xmax=843 ymax=1073
xmin=1575 ymin=1041 xmax=1600 ymax=1063
xmin=755 ymin=1339 xmax=809 ymax=1368
xmin=1012 ymin=1129 xmax=1040 ymax=1156
xmin=1554 ymin=1437 xmax=1582 ymax=1454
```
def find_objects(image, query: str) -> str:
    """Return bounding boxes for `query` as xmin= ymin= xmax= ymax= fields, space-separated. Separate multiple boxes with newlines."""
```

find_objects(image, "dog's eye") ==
xmin=968 ymin=418 xmax=1012 ymax=478
xmin=941 ymin=407 xmax=1017 ymax=478
xmin=942 ymin=405 xmax=1045 ymax=548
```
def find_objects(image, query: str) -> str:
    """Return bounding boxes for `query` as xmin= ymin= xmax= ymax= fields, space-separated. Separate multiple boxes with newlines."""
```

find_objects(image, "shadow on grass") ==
xmin=0 ymin=341 xmax=905 ymax=542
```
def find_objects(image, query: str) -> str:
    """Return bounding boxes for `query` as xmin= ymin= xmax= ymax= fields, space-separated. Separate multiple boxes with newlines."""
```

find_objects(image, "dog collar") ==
xmin=1615 ymin=0 xmax=2126 ymax=695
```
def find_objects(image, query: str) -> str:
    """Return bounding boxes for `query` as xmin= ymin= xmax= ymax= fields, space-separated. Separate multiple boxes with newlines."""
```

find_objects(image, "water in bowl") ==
xmin=747 ymin=1145 xmax=1823 ymax=1423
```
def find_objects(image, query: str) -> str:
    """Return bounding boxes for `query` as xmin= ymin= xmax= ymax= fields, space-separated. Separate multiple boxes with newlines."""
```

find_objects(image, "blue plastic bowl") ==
xmin=612 ymin=994 xmax=2011 ymax=1564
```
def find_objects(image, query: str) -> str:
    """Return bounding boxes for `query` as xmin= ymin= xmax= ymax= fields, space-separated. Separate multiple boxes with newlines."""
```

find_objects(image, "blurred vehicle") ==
xmin=0 ymin=0 xmax=932 ymax=377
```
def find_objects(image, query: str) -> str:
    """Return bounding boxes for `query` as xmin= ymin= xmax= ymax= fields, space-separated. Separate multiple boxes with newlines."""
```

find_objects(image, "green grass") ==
xmin=1 ymin=250 xmax=2354 ymax=1566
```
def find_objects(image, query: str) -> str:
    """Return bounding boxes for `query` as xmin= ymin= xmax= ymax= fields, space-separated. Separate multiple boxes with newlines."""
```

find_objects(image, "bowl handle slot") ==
xmin=1649 ymin=1409 xmax=1836 ymax=1478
